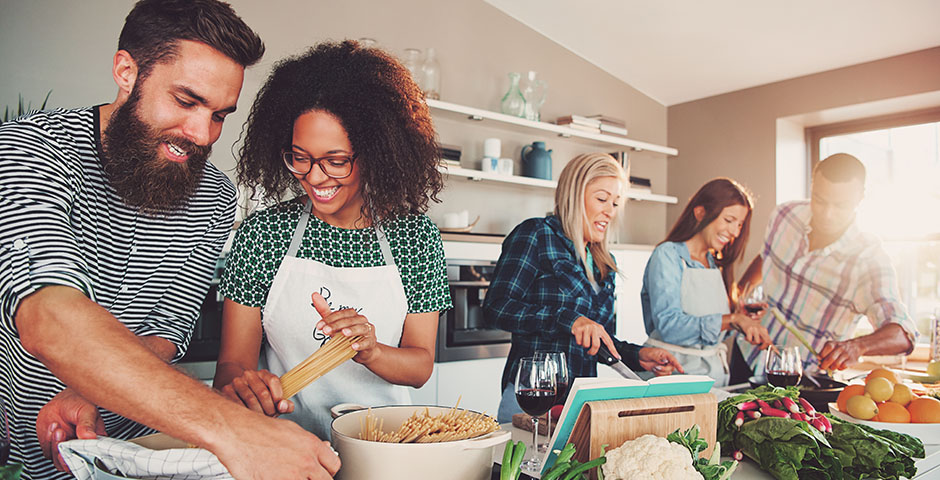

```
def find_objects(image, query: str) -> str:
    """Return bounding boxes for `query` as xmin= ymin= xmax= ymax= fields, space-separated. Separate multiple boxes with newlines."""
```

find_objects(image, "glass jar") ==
xmin=500 ymin=72 xmax=526 ymax=118
xmin=420 ymin=48 xmax=441 ymax=100
xmin=402 ymin=48 xmax=422 ymax=87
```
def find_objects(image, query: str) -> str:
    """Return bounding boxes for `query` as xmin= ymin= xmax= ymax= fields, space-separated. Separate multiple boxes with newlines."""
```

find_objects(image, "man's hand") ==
xmin=36 ymin=388 xmax=107 ymax=471
xmin=571 ymin=316 xmax=618 ymax=357
xmin=214 ymin=411 xmax=341 ymax=479
xmin=637 ymin=347 xmax=685 ymax=376
xmin=818 ymin=339 xmax=866 ymax=371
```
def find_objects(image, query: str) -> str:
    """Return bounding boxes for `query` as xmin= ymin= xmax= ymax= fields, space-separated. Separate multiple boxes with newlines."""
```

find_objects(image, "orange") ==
xmin=874 ymin=401 xmax=911 ymax=423
xmin=865 ymin=368 xmax=898 ymax=385
xmin=908 ymin=396 xmax=940 ymax=423
xmin=837 ymin=384 xmax=866 ymax=412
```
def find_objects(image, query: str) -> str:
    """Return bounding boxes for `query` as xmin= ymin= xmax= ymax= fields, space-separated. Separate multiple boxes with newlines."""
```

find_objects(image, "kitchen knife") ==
xmin=596 ymin=341 xmax=644 ymax=381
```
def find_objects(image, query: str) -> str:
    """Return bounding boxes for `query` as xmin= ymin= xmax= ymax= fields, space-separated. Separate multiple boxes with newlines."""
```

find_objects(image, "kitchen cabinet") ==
xmin=428 ymin=99 xmax=678 ymax=205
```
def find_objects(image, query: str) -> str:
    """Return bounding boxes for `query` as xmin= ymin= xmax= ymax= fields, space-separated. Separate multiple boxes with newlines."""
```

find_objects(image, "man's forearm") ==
xmin=16 ymin=286 xmax=244 ymax=450
xmin=851 ymin=323 xmax=914 ymax=357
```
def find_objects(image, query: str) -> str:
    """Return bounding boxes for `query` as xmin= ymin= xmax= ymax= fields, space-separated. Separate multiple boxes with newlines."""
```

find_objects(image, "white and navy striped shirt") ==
xmin=0 ymin=106 xmax=236 ymax=479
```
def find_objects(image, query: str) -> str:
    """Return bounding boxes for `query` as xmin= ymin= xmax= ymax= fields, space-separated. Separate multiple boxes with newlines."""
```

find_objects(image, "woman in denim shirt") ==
xmin=640 ymin=178 xmax=771 ymax=386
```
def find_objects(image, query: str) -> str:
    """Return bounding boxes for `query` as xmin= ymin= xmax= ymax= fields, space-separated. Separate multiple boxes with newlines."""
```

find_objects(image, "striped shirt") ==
xmin=739 ymin=200 xmax=917 ymax=370
xmin=0 ymin=106 xmax=236 ymax=479
xmin=483 ymin=215 xmax=641 ymax=392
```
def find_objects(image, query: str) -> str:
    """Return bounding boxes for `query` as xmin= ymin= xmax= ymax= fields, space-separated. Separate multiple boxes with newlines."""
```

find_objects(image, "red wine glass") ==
xmin=515 ymin=356 xmax=556 ymax=473
xmin=534 ymin=351 xmax=568 ymax=453
xmin=765 ymin=345 xmax=802 ymax=387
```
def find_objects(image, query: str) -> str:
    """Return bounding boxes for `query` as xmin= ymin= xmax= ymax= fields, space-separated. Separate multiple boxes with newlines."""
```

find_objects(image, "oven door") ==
xmin=435 ymin=259 xmax=511 ymax=362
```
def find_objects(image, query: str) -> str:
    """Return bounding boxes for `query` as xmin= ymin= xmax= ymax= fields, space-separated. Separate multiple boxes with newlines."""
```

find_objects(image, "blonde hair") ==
xmin=554 ymin=153 xmax=629 ymax=283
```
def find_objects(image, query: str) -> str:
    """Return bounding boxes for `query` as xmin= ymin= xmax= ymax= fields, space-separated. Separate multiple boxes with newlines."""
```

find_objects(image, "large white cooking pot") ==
xmin=331 ymin=405 xmax=511 ymax=480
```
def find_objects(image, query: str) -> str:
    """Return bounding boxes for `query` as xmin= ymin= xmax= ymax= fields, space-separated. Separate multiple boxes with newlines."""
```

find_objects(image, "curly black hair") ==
xmin=237 ymin=40 xmax=443 ymax=225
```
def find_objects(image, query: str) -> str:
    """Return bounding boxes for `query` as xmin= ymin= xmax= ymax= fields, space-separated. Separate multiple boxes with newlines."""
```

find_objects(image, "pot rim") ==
xmin=330 ymin=404 xmax=509 ymax=450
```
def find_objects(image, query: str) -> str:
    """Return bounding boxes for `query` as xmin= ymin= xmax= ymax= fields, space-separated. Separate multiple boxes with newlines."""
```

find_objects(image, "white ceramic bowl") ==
xmin=828 ymin=402 xmax=940 ymax=444
xmin=330 ymin=405 xmax=510 ymax=480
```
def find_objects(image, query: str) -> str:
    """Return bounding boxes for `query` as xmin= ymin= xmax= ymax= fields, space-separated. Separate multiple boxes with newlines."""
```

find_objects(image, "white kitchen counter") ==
xmin=496 ymin=423 xmax=940 ymax=479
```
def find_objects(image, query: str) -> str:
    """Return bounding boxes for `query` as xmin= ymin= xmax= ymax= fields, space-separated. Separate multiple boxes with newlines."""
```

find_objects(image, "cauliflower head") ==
xmin=601 ymin=434 xmax=703 ymax=480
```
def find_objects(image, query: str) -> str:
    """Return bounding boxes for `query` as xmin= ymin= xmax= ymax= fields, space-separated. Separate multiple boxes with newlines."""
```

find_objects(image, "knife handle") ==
xmin=597 ymin=342 xmax=619 ymax=366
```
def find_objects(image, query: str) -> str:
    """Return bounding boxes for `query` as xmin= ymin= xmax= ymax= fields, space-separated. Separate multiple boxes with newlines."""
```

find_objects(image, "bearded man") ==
xmin=0 ymin=1 xmax=340 ymax=479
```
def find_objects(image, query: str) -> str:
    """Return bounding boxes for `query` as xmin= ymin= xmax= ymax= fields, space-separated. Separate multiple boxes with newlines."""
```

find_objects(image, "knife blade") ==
xmin=597 ymin=342 xmax=644 ymax=381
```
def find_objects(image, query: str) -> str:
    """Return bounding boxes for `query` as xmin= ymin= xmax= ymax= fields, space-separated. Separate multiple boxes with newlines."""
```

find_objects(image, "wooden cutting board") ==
xmin=568 ymin=393 xmax=717 ymax=479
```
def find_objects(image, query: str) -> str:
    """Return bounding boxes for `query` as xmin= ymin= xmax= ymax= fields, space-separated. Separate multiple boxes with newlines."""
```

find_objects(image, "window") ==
xmin=809 ymin=109 xmax=940 ymax=340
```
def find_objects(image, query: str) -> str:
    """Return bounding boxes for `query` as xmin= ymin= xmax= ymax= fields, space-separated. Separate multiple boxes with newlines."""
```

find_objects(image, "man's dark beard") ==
xmin=102 ymin=88 xmax=210 ymax=213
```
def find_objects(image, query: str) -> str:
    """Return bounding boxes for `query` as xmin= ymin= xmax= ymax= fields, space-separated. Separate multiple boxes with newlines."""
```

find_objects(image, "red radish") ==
xmin=735 ymin=411 xmax=745 ymax=427
xmin=746 ymin=410 xmax=762 ymax=419
xmin=781 ymin=397 xmax=800 ymax=414
xmin=818 ymin=415 xmax=832 ymax=433
xmin=733 ymin=450 xmax=744 ymax=461
xmin=799 ymin=397 xmax=816 ymax=415
xmin=757 ymin=399 xmax=772 ymax=410
xmin=760 ymin=406 xmax=791 ymax=418
xmin=737 ymin=400 xmax=759 ymax=411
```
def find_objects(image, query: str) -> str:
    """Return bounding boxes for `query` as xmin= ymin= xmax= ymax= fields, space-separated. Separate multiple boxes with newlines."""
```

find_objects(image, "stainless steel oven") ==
xmin=436 ymin=258 xmax=511 ymax=362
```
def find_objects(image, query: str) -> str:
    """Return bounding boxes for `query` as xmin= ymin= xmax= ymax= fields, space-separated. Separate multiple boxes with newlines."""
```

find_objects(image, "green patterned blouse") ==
xmin=220 ymin=198 xmax=452 ymax=314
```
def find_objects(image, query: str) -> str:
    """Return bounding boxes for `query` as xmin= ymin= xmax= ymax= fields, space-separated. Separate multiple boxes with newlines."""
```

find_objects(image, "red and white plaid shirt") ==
xmin=740 ymin=200 xmax=917 ymax=370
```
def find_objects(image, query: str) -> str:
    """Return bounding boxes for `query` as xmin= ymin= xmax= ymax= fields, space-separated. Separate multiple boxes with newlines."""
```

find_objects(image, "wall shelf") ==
xmin=438 ymin=165 xmax=678 ymax=204
xmin=427 ymin=99 xmax=678 ymax=156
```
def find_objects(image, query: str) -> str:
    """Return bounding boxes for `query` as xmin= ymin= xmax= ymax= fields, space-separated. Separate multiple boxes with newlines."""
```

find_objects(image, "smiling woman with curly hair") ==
xmin=214 ymin=40 xmax=452 ymax=440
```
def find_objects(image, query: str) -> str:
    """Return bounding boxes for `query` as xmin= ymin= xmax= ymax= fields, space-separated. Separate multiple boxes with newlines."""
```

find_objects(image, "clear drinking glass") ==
xmin=534 ymin=351 xmax=568 ymax=453
xmin=1 ymin=396 xmax=10 ymax=466
xmin=514 ymin=357 xmax=555 ymax=473
xmin=765 ymin=346 xmax=803 ymax=387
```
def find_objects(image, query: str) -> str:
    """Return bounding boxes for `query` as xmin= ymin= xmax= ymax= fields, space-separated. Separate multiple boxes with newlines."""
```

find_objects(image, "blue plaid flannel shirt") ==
xmin=484 ymin=215 xmax=641 ymax=391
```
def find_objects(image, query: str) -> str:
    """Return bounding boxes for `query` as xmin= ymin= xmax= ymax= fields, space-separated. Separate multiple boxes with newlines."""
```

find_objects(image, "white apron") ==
xmin=260 ymin=201 xmax=410 ymax=440
xmin=645 ymin=261 xmax=731 ymax=386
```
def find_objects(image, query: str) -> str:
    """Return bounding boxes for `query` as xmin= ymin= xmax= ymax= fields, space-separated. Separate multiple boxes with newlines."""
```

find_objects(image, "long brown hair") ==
xmin=663 ymin=177 xmax=754 ymax=297
xmin=554 ymin=153 xmax=628 ymax=284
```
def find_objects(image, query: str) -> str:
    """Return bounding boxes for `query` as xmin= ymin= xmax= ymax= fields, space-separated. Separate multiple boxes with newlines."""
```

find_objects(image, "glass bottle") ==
xmin=402 ymin=48 xmax=422 ymax=87
xmin=521 ymin=71 xmax=548 ymax=122
xmin=421 ymin=48 xmax=441 ymax=100
xmin=500 ymin=72 xmax=526 ymax=118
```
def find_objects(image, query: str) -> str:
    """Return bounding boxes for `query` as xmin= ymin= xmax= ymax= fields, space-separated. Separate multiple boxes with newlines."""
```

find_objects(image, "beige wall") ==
xmin=667 ymin=47 xmax=940 ymax=264
xmin=0 ymin=0 xmax=671 ymax=242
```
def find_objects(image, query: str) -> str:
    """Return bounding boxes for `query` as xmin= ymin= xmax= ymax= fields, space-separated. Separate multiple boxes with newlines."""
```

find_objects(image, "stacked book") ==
xmin=555 ymin=114 xmax=628 ymax=136
xmin=439 ymin=143 xmax=461 ymax=168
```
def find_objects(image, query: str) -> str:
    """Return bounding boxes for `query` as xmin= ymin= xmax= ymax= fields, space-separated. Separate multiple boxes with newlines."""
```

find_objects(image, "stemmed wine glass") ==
xmin=515 ymin=356 xmax=556 ymax=473
xmin=1 ymin=396 xmax=10 ymax=467
xmin=534 ymin=351 xmax=568 ymax=453
xmin=739 ymin=284 xmax=766 ymax=318
xmin=765 ymin=345 xmax=803 ymax=387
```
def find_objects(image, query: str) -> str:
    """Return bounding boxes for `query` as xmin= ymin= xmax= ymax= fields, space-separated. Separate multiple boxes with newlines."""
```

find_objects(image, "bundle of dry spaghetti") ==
xmin=359 ymin=405 xmax=499 ymax=443
xmin=280 ymin=334 xmax=364 ymax=398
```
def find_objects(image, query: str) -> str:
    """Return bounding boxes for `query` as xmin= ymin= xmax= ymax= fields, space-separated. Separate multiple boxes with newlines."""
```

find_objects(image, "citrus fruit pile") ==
xmin=836 ymin=367 xmax=940 ymax=423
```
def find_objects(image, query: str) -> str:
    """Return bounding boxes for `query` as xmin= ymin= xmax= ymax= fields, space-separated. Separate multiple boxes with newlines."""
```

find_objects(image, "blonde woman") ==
xmin=484 ymin=153 xmax=682 ymax=422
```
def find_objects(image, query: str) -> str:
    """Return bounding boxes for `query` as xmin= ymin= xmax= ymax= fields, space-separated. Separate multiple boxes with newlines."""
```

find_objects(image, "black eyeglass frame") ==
xmin=281 ymin=151 xmax=358 ymax=179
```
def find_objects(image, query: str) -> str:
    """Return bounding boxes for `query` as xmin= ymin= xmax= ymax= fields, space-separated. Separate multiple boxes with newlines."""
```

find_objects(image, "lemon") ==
xmin=927 ymin=360 xmax=940 ymax=379
xmin=865 ymin=377 xmax=894 ymax=403
xmin=889 ymin=383 xmax=914 ymax=407
xmin=846 ymin=395 xmax=879 ymax=420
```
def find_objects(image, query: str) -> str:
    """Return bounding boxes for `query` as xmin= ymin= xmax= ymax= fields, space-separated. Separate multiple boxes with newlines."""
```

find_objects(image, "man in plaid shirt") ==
xmin=739 ymin=153 xmax=917 ymax=373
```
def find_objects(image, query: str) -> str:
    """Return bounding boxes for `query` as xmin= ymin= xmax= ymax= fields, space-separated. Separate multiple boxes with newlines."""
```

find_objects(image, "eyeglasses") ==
xmin=282 ymin=151 xmax=357 ymax=179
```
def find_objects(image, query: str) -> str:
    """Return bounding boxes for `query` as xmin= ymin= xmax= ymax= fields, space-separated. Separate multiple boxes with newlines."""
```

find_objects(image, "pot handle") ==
xmin=461 ymin=429 xmax=511 ymax=451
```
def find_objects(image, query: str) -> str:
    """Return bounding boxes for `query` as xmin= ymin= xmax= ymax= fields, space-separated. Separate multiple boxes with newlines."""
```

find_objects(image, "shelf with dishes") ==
xmin=427 ymin=99 xmax=678 ymax=156
xmin=438 ymin=165 xmax=678 ymax=204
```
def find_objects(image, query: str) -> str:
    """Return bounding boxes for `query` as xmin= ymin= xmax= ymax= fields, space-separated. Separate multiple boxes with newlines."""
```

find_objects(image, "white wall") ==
xmin=0 ymin=0 xmax=672 ymax=243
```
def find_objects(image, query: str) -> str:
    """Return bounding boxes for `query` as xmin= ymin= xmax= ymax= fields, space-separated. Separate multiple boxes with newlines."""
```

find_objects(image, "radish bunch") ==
xmin=733 ymin=396 xmax=832 ymax=433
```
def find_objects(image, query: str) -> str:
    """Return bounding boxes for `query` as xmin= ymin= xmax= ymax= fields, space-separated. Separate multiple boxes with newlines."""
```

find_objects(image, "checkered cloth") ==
xmin=58 ymin=437 xmax=232 ymax=480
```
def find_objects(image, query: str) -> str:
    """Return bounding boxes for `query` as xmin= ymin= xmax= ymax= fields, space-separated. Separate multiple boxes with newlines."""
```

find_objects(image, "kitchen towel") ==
xmin=58 ymin=436 xmax=232 ymax=480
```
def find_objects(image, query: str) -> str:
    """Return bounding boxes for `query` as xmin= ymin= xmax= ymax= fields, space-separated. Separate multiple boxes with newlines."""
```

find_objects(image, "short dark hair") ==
xmin=119 ymin=0 xmax=264 ymax=79
xmin=237 ymin=40 xmax=443 ymax=225
xmin=814 ymin=153 xmax=866 ymax=184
